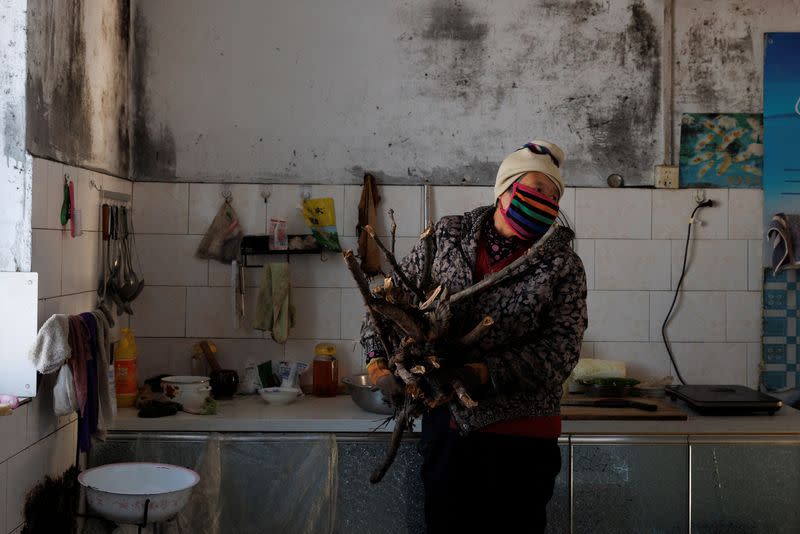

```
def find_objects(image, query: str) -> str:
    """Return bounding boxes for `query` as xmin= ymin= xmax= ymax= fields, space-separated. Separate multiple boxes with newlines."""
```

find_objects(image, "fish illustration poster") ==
xmin=764 ymin=33 xmax=800 ymax=255
xmin=679 ymin=113 xmax=763 ymax=189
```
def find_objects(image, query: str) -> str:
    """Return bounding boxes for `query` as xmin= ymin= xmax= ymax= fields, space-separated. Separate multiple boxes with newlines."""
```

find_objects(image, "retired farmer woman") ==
xmin=360 ymin=139 xmax=587 ymax=533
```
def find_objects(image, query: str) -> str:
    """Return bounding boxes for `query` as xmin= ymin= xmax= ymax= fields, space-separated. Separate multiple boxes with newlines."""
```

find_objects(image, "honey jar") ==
xmin=312 ymin=343 xmax=338 ymax=397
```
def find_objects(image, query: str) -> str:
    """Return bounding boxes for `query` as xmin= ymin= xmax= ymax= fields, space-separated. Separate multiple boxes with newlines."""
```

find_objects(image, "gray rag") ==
xmin=768 ymin=213 xmax=800 ymax=274
xmin=254 ymin=263 xmax=295 ymax=343
xmin=28 ymin=314 xmax=71 ymax=374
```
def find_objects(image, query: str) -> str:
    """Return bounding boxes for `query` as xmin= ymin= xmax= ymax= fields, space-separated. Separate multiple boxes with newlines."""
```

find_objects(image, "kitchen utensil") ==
xmin=199 ymin=340 xmax=239 ymax=399
xmin=342 ymin=373 xmax=394 ymax=415
xmin=78 ymin=462 xmax=199 ymax=524
xmin=560 ymin=396 xmax=687 ymax=420
xmin=161 ymin=375 xmax=212 ymax=414
xmin=258 ymin=386 xmax=301 ymax=405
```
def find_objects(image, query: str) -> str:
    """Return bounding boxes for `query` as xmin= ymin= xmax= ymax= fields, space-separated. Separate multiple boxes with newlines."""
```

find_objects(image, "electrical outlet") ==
xmin=655 ymin=165 xmax=679 ymax=189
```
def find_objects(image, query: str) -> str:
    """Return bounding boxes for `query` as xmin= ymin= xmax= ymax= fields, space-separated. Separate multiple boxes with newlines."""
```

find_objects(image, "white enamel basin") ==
xmin=78 ymin=462 xmax=200 ymax=524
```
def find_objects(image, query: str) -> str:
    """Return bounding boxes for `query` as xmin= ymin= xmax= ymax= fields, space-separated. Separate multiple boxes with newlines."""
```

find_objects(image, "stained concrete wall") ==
xmin=131 ymin=0 xmax=665 ymax=186
xmin=0 ymin=0 xmax=32 ymax=272
xmin=26 ymin=0 xmax=130 ymax=179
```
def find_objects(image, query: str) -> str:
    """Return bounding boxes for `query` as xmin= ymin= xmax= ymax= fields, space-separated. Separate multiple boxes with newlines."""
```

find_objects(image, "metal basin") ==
xmin=78 ymin=462 xmax=199 ymax=524
xmin=342 ymin=373 xmax=394 ymax=415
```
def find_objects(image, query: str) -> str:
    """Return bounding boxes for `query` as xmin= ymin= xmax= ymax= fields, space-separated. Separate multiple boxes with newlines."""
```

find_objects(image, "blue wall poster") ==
xmin=764 ymin=33 xmax=800 ymax=260
xmin=679 ymin=113 xmax=763 ymax=188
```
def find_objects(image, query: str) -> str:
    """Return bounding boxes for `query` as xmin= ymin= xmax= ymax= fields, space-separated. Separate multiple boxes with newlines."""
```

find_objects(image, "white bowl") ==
xmin=78 ymin=462 xmax=200 ymax=524
xmin=161 ymin=376 xmax=212 ymax=414
xmin=258 ymin=387 xmax=301 ymax=405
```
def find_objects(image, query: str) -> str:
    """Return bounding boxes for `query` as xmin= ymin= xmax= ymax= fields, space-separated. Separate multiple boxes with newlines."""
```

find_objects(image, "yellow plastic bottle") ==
xmin=114 ymin=328 xmax=139 ymax=408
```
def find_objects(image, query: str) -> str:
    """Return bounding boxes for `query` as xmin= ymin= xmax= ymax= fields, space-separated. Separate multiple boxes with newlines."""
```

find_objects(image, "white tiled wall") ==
xmin=130 ymin=182 xmax=765 ymax=392
xmin=3 ymin=158 xmax=130 ymax=533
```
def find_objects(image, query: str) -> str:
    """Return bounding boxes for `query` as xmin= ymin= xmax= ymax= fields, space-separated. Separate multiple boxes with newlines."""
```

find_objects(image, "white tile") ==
xmin=61 ymin=230 xmax=100 ymax=294
xmin=341 ymin=288 xmax=368 ymax=340
xmin=31 ymin=230 xmax=62 ymax=299
xmin=431 ymin=186 xmax=492 ymax=222
xmin=649 ymin=291 xmax=726 ymax=342
xmin=746 ymin=342 xmax=762 ymax=390
xmin=46 ymin=159 xmax=66 ymax=230
xmin=131 ymin=286 xmax=186 ymax=338
xmin=342 ymin=184 xmax=422 ymax=238
xmin=0 ymin=404 xmax=27 ymax=464
xmin=31 ymin=158 xmax=47 ymax=230
xmin=575 ymin=189 xmax=651 ymax=239
xmin=289 ymin=288 xmax=341 ymax=339
xmin=748 ymin=240 xmax=764 ymax=291
xmin=668 ymin=343 xmax=748 ymax=385
xmin=189 ymin=183 xmax=267 ymax=236
xmin=592 ymin=342 xmax=671 ymax=381
xmin=595 ymin=240 xmax=671 ymax=290
xmin=74 ymin=167 xmax=102 ymax=232
xmin=652 ymin=189 xmax=728 ymax=239
xmin=44 ymin=291 xmax=97 ymax=317
xmin=290 ymin=246 xmax=357 ymax=288
xmin=186 ymin=287 xmax=263 ymax=338
xmin=7 ymin=434 xmax=44 ymax=529
xmin=258 ymin=185 xmax=346 ymax=238
xmin=135 ymin=338 xmax=202 ymax=379
xmin=0 ymin=460 xmax=6 ymax=534
xmin=136 ymin=234 xmax=208 ymax=286
xmin=729 ymin=189 xmax=763 ymax=240
xmin=671 ymin=239 xmax=748 ymax=290
xmin=574 ymin=239 xmax=594 ymax=290
xmin=584 ymin=291 xmax=650 ymax=342
xmin=132 ymin=183 xmax=189 ymax=234
xmin=559 ymin=187 xmax=576 ymax=230
xmin=209 ymin=257 xmax=279 ymax=288
xmin=51 ymin=421 xmax=77 ymax=477
xmin=580 ymin=342 xmax=594 ymax=358
xmin=726 ymin=291 xmax=762 ymax=342
xmin=102 ymin=174 xmax=133 ymax=197
xmin=26 ymin=373 xmax=59 ymax=446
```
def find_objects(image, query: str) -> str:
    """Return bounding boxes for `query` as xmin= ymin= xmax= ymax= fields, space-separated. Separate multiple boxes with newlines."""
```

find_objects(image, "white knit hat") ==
xmin=494 ymin=140 xmax=565 ymax=200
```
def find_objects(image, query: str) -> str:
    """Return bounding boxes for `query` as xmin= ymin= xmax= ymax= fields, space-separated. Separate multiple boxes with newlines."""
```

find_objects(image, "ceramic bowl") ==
xmin=258 ymin=387 xmax=301 ymax=405
xmin=78 ymin=462 xmax=199 ymax=524
xmin=161 ymin=376 xmax=211 ymax=414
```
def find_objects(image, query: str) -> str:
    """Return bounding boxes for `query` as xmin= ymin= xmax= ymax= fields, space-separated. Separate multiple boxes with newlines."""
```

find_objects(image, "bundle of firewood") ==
xmin=344 ymin=219 xmax=555 ymax=483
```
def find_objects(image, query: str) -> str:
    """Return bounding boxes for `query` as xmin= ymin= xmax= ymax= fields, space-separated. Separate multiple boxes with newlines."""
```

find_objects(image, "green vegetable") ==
xmin=577 ymin=377 xmax=640 ymax=387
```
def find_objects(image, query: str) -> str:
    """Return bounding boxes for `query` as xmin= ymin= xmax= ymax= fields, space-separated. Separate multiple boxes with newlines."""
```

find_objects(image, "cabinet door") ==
xmin=546 ymin=441 xmax=570 ymax=534
xmin=573 ymin=437 xmax=689 ymax=534
xmin=691 ymin=439 xmax=800 ymax=533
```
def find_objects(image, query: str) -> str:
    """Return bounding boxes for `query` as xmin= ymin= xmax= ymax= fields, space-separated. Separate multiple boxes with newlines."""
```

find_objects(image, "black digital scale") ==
xmin=665 ymin=385 xmax=783 ymax=415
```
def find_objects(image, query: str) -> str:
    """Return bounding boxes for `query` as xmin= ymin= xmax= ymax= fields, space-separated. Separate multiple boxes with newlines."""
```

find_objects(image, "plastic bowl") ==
xmin=258 ymin=387 xmax=301 ymax=405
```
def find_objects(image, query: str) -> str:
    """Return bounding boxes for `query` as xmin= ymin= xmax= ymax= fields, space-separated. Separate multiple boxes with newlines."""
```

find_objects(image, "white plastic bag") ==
xmin=53 ymin=364 xmax=78 ymax=416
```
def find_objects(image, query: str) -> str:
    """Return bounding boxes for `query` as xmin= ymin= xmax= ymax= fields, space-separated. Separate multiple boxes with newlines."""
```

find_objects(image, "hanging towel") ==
xmin=254 ymin=263 xmax=295 ymax=343
xmin=67 ymin=315 xmax=91 ymax=416
xmin=28 ymin=314 xmax=71 ymax=374
xmin=79 ymin=313 xmax=99 ymax=452
xmin=91 ymin=310 xmax=114 ymax=439
xmin=768 ymin=213 xmax=800 ymax=274
xmin=196 ymin=200 xmax=244 ymax=264
xmin=357 ymin=173 xmax=382 ymax=276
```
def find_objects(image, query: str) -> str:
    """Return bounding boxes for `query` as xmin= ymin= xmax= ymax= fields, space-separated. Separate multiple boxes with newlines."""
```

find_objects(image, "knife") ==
xmin=562 ymin=399 xmax=658 ymax=412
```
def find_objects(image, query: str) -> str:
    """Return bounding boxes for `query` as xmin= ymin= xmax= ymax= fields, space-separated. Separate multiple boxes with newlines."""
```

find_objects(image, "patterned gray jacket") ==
xmin=360 ymin=205 xmax=587 ymax=434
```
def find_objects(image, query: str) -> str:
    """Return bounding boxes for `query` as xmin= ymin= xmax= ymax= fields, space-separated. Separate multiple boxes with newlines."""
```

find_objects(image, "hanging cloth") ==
xmin=357 ymin=173 xmax=382 ymax=276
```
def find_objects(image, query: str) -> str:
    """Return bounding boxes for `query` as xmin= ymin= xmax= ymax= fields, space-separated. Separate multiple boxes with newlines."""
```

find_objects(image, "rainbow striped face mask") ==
xmin=498 ymin=182 xmax=559 ymax=240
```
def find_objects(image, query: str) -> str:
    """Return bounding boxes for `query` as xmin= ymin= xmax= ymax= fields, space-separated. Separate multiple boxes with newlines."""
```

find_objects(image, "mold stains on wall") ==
xmin=405 ymin=0 xmax=491 ymax=104
xmin=26 ymin=0 xmax=130 ymax=177
xmin=26 ymin=0 xmax=93 ymax=164
xmin=130 ymin=6 xmax=176 ymax=181
xmin=675 ymin=0 xmax=759 ymax=113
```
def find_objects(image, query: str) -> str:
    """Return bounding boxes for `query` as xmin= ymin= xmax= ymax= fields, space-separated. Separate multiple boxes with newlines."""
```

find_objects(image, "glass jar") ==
xmin=312 ymin=343 xmax=338 ymax=397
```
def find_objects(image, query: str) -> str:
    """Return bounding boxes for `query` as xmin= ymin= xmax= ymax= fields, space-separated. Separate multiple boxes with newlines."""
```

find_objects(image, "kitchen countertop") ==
xmin=110 ymin=394 xmax=800 ymax=437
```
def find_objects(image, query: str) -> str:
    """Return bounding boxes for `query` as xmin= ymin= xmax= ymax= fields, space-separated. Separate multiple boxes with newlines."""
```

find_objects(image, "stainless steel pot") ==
xmin=342 ymin=373 xmax=394 ymax=415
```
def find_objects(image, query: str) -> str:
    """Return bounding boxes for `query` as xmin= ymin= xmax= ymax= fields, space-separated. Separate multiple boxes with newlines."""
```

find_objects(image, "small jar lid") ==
xmin=314 ymin=342 xmax=336 ymax=356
